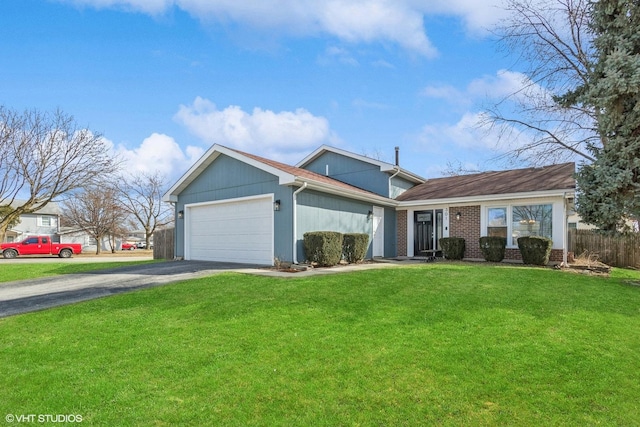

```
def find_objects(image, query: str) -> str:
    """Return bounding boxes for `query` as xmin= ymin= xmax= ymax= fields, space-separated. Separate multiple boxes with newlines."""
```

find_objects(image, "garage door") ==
xmin=186 ymin=196 xmax=274 ymax=265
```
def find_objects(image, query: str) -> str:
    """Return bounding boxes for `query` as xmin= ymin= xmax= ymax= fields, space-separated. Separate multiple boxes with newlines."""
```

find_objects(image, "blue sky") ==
xmin=0 ymin=0 xmax=535 ymax=182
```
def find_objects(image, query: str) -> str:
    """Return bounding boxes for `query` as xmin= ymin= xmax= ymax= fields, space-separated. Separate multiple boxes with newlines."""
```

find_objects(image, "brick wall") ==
xmin=504 ymin=248 xmax=563 ymax=262
xmin=449 ymin=206 xmax=482 ymax=259
xmin=397 ymin=210 xmax=407 ymax=256
xmin=398 ymin=206 xmax=565 ymax=263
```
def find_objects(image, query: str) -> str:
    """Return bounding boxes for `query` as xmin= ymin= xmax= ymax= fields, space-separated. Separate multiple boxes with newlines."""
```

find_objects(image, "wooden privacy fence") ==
xmin=568 ymin=229 xmax=640 ymax=268
xmin=153 ymin=227 xmax=174 ymax=260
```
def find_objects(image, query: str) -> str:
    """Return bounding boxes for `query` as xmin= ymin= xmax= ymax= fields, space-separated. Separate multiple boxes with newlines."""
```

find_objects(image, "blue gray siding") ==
xmin=175 ymin=154 xmax=293 ymax=260
xmin=383 ymin=206 xmax=397 ymax=256
xmin=296 ymin=190 xmax=374 ymax=261
xmin=390 ymin=176 xmax=415 ymax=199
xmin=303 ymin=152 xmax=391 ymax=197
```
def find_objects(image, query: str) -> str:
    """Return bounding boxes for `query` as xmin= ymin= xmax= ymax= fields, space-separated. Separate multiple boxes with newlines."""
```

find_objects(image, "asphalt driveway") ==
xmin=0 ymin=260 xmax=262 ymax=318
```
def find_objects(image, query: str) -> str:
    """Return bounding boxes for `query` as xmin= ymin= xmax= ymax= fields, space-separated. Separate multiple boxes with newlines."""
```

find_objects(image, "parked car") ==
xmin=135 ymin=242 xmax=146 ymax=249
xmin=1 ymin=236 xmax=82 ymax=259
xmin=121 ymin=243 xmax=137 ymax=250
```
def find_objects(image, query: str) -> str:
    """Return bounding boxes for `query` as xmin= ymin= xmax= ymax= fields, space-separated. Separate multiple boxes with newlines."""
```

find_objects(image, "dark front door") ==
xmin=414 ymin=210 xmax=443 ymax=256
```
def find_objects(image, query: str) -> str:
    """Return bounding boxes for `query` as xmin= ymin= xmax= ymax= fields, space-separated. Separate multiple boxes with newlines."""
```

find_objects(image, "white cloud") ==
xmin=59 ymin=0 xmax=519 ymax=57
xmin=414 ymin=0 xmax=510 ymax=34
xmin=60 ymin=0 xmax=172 ymax=14
xmin=467 ymin=69 xmax=534 ymax=100
xmin=114 ymin=133 xmax=204 ymax=180
xmin=419 ymin=112 xmax=493 ymax=150
xmin=417 ymin=110 xmax=533 ymax=160
xmin=352 ymin=98 xmax=390 ymax=110
xmin=317 ymin=46 xmax=359 ymax=66
xmin=174 ymin=97 xmax=340 ymax=164
xmin=420 ymin=84 xmax=472 ymax=109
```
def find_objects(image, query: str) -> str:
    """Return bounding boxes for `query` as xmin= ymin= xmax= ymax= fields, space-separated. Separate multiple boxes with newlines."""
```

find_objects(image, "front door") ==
xmin=414 ymin=210 xmax=443 ymax=256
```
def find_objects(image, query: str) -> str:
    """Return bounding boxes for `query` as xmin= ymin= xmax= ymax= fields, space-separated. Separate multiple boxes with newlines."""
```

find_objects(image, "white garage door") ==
xmin=186 ymin=196 xmax=274 ymax=265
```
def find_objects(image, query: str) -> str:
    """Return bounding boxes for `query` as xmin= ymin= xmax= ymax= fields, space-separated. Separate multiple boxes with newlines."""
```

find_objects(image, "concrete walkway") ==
xmin=0 ymin=258 xmax=423 ymax=318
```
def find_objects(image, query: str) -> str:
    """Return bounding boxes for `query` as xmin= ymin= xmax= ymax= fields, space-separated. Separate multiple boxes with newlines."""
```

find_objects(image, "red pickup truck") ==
xmin=1 ymin=236 xmax=83 ymax=259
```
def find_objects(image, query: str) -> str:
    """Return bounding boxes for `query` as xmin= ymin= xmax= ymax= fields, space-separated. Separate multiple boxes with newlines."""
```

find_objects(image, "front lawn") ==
xmin=1 ymin=263 xmax=639 ymax=426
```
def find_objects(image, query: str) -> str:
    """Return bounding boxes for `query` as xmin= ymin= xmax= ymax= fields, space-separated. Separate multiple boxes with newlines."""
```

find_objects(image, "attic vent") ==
xmin=326 ymin=164 xmax=329 ymax=176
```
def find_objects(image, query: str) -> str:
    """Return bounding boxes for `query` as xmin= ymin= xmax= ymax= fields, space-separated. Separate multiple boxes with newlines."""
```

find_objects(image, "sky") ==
xmin=0 ymin=0 xmax=538 ymax=183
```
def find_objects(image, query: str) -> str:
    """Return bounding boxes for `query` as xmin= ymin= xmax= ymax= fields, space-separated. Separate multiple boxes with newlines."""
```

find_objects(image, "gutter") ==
xmin=563 ymin=192 xmax=575 ymax=266
xmin=292 ymin=182 xmax=308 ymax=264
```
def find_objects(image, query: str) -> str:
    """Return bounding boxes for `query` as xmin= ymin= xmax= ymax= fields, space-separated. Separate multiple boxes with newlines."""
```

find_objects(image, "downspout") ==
xmin=563 ymin=193 xmax=569 ymax=267
xmin=388 ymin=166 xmax=401 ymax=198
xmin=292 ymin=182 xmax=308 ymax=264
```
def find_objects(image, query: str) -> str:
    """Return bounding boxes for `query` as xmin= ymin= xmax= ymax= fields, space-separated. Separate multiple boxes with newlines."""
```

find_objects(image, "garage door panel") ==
xmin=187 ymin=196 xmax=274 ymax=265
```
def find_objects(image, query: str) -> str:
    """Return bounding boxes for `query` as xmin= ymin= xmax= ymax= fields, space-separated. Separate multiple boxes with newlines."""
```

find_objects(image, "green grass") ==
xmin=0 ymin=260 xmax=159 ymax=283
xmin=1 ymin=263 xmax=640 ymax=426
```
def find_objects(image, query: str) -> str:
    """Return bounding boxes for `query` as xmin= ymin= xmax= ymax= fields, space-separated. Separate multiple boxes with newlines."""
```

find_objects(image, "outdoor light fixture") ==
xmin=367 ymin=210 xmax=373 ymax=220
xmin=274 ymin=200 xmax=281 ymax=211
xmin=178 ymin=210 xmax=184 ymax=219
xmin=455 ymin=212 xmax=462 ymax=220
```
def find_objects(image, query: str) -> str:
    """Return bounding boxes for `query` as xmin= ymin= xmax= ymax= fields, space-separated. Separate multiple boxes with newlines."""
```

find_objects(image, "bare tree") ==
xmin=0 ymin=107 xmax=119 ymax=240
xmin=442 ymin=160 xmax=483 ymax=176
xmin=484 ymin=0 xmax=600 ymax=165
xmin=117 ymin=172 xmax=172 ymax=249
xmin=62 ymin=185 xmax=127 ymax=255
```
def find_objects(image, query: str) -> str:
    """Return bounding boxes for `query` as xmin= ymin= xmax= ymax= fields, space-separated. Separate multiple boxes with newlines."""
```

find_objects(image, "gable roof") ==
xmin=6 ymin=200 xmax=62 ymax=215
xmin=163 ymin=144 xmax=395 ymax=206
xmin=296 ymin=145 xmax=425 ymax=184
xmin=396 ymin=162 xmax=576 ymax=203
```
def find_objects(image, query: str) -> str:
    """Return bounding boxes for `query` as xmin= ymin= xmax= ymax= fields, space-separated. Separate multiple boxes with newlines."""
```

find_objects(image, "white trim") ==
xmin=480 ymin=197 xmax=565 ymax=249
xmin=292 ymin=183 xmax=307 ymax=264
xmin=396 ymin=189 xmax=575 ymax=209
xmin=163 ymin=145 xmax=296 ymax=202
xmin=405 ymin=206 xmax=450 ymax=257
xmin=372 ymin=206 xmax=385 ymax=257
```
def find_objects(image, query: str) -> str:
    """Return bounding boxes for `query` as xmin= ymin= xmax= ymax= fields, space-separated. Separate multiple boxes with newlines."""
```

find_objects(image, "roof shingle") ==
xmin=396 ymin=163 xmax=576 ymax=202
xmin=231 ymin=148 xmax=383 ymax=197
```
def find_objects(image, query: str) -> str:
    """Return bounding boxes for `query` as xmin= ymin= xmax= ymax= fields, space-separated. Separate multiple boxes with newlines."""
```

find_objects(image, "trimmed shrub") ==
xmin=479 ymin=236 xmax=507 ymax=262
xmin=517 ymin=236 xmax=553 ymax=265
xmin=303 ymin=231 xmax=343 ymax=267
xmin=343 ymin=233 xmax=369 ymax=263
xmin=439 ymin=237 xmax=465 ymax=260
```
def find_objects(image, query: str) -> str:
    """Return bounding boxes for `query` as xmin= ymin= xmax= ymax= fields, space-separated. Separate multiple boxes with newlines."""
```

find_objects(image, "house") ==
xmin=395 ymin=163 xmax=576 ymax=263
xmin=2 ymin=201 xmax=61 ymax=242
xmin=163 ymin=144 xmax=576 ymax=265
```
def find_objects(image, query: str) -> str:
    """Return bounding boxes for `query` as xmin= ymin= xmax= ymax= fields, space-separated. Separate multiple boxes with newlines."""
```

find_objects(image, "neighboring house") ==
xmin=163 ymin=144 xmax=576 ymax=265
xmin=2 ymin=201 xmax=61 ymax=242
xmin=58 ymin=227 xmax=138 ymax=252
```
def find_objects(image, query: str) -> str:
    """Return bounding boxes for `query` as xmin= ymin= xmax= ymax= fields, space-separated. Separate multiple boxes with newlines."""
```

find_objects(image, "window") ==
xmin=511 ymin=204 xmax=553 ymax=246
xmin=487 ymin=207 xmax=507 ymax=238
xmin=39 ymin=216 xmax=52 ymax=227
xmin=486 ymin=204 xmax=553 ymax=246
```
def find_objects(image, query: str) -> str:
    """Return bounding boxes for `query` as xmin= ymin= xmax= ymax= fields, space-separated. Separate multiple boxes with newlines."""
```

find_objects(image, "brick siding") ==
xmin=397 ymin=211 xmax=407 ymax=256
xmin=504 ymin=248 xmax=563 ymax=262
xmin=398 ymin=206 xmax=565 ymax=263
xmin=449 ymin=206 xmax=482 ymax=259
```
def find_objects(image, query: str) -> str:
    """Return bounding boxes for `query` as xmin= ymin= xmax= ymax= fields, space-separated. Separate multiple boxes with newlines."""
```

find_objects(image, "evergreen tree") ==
xmin=575 ymin=0 xmax=640 ymax=230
